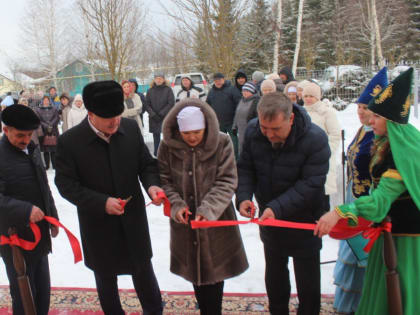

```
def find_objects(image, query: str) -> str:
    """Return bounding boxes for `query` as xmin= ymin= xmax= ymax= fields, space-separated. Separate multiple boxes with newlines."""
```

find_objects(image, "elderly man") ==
xmin=0 ymin=105 xmax=59 ymax=315
xmin=236 ymin=92 xmax=330 ymax=315
xmin=55 ymin=81 xmax=164 ymax=315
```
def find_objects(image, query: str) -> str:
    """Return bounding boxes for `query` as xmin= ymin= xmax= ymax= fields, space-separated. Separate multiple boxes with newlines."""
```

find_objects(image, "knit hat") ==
xmin=154 ymin=71 xmax=165 ymax=78
xmin=252 ymin=71 xmax=265 ymax=82
xmin=83 ymin=81 xmax=124 ymax=118
xmin=284 ymin=81 xmax=299 ymax=94
xmin=267 ymin=73 xmax=280 ymax=80
xmin=242 ymin=82 xmax=257 ymax=94
xmin=357 ymin=67 xmax=388 ymax=105
xmin=303 ymin=82 xmax=322 ymax=100
xmin=177 ymin=106 xmax=205 ymax=132
xmin=261 ymin=79 xmax=276 ymax=93
xmin=2 ymin=104 xmax=40 ymax=130
xmin=368 ymin=67 xmax=413 ymax=124
xmin=297 ymin=80 xmax=310 ymax=90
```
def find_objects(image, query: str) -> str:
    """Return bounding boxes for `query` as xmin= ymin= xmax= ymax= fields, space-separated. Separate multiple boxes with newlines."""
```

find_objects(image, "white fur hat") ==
xmin=303 ymin=82 xmax=322 ymax=100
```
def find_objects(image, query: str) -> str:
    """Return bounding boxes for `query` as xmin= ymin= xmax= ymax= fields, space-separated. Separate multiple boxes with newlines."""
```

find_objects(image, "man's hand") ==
xmin=105 ymin=197 xmax=124 ymax=215
xmin=175 ymin=208 xmax=192 ymax=225
xmin=29 ymin=206 xmax=45 ymax=223
xmin=50 ymin=225 xmax=59 ymax=238
xmin=239 ymin=200 xmax=255 ymax=218
xmin=314 ymin=210 xmax=341 ymax=237
xmin=148 ymin=186 xmax=164 ymax=206
xmin=259 ymin=208 xmax=275 ymax=221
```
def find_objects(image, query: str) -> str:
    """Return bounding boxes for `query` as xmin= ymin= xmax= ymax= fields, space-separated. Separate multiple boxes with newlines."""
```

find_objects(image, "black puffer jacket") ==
xmin=279 ymin=66 xmax=296 ymax=85
xmin=236 ymin=104 xmax=330 ymax=256
xmin=0 ymin=137 xmax=58 ymax=260
xmin=206 ymin=80 xmax=242 ymax=129
xmin=144 ymin=83 xmax=175 ymax=133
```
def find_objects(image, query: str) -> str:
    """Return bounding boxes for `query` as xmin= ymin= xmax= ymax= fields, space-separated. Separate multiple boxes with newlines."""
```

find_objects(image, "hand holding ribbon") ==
xmin=0 ymin=216 xmax=82 ymax=263
xmin=146 ymin=190 xmax=171 ymax=217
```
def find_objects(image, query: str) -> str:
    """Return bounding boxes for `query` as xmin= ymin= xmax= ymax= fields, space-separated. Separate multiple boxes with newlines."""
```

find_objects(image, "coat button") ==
xmin=188 ymin=171 xmax=192 ymax=176
xmin=193 ymin=241 xmax=198 ymax=246
xmin=189 ymin=195 xmax=194 ymax=200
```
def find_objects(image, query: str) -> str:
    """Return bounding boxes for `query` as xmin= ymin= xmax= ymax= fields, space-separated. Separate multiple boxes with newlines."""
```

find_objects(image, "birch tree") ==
xmin=272 ymin=0 xmax=282 ymax=73
xmin=370 ymin=0 xmax=384 ymax=68
xmin=19 ymin=0 xmax=70 ymax=88
xmin=292 ymin=0 xmax=304 ymax=76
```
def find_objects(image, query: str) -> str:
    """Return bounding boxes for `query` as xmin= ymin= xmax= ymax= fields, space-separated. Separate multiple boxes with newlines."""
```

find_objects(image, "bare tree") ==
xmin=78 ymin=0 xmax=147 ymax=81
xmin=291 ymin=0 xmax=304 ymax=76
xmin=19 ymin=0 xmax=70 ymax=88
xmin=160 ymin=0 xmax=246 ymax=78
xmin=272 ymin=0 xmax=282 ymax=73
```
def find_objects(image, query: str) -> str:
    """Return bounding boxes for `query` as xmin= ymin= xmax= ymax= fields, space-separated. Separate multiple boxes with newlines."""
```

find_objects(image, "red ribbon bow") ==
xmin=0 ymin=216 xmax=82 ymax=263
xmin=362 ymin=221 xmax=392 ymax=252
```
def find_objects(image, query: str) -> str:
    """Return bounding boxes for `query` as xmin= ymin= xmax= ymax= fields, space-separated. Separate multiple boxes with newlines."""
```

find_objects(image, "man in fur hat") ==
xmin=55 ymin=80 xmax=164 ymax=315
xmin=0 ymin=105 xmax=59 ymax=315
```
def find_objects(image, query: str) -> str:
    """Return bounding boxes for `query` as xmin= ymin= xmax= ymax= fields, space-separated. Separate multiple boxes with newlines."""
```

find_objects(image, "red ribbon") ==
xmin=146 ymin=191 xmax=171 ymax=217
xmin=362 ymin=221 xmax=392 ymax=252
xmin=191 ymin=216 xmax=383 ymax=253
xmin=0 ymin=216 xmax=82 ymax=263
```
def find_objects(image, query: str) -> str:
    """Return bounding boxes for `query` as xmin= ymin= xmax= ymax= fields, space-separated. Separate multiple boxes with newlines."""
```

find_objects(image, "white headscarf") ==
xmin=177 ymin=106 xmax=205 ymax=132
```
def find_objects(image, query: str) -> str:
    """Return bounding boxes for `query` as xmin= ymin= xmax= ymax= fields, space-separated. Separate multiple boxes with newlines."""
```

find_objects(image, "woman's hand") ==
xmin=175 ymin=208 xmax=192 ymax=225
xmin=195 ymin=215 xmax=207 ymax=222
xmin=313 ymin=210 xmax=341 ymax=238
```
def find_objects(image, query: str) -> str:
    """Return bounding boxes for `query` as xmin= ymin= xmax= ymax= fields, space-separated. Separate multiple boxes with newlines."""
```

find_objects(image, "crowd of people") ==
xmin=0 ymin=65 xmax=418 ymax=315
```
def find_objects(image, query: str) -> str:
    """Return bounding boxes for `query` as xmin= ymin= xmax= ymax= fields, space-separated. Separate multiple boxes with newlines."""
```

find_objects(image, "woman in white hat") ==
xmin=158 ymin=99 xmax=248 ymax=315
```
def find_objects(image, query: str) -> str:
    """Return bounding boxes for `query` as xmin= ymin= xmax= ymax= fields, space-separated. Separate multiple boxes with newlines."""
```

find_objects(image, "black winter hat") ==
xmin=2 ymin=104 xmax=40 ymax=130
xmin=83 ymin=80 xmax=124 ymax=118
xmin=213 ymin=73 xmax=225 ymax=79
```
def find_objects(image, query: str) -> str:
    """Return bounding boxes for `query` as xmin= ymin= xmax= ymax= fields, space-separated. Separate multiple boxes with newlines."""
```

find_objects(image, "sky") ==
xmin=0 ymin=0 xmax=173 ymax=77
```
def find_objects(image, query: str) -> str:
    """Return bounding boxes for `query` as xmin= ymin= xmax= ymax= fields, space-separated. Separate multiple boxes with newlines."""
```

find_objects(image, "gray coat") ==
xmin=158 ymin=98 xmax=248 ymax=285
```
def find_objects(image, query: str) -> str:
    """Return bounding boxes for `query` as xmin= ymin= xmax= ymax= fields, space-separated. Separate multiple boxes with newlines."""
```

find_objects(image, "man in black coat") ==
xmin=206 ymin=72 xmax=242 ymax=158
xmin=54 ymin=81 xmax=164 ymax=315
xmin=0 ymin=105 xmax=59 ymax=315
xmin=144 ymin=72 xmax=175 ymax=156
xmin=236 ymin=92 xmax=330 ymax=315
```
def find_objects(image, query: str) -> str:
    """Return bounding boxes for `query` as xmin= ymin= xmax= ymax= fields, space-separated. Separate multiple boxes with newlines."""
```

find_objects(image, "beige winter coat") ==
xmin=304 ymin=100 xmax=341 ymax=195
xmin=158 ymin=98 xmax=248 ymax=285
xmin=123 ymin=93 xmax=143 ymax=133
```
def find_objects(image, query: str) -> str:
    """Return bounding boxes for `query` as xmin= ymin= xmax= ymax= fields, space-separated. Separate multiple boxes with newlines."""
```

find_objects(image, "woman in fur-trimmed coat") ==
xmin=157 ymin=98 xmax=248 ymax=315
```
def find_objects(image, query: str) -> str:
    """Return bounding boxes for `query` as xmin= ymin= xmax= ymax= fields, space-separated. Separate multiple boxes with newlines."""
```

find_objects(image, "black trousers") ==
xmin=3 ymin=254 xmax=51 ymax=315
xmin=43 ymin=152 xmax=56 ymax=169
xmin=264 ymin=246 xmax=321 ymax=315
xmin=193 ymin=281 xmax=224 ymax=315
xmin=94 ymin=260 xmax=163 ymax=315
xmin=152 ymin=132 xmax=161 ymax=156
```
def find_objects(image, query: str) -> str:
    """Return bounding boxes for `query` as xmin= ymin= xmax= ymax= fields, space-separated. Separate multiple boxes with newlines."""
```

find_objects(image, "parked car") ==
xmin=171 ymin=72 xmax=209 ymax=99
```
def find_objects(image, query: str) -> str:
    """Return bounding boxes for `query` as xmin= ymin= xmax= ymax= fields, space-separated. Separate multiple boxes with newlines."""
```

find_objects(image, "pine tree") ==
xmin=280 ymin=0 xmax=298 ymax=65
xmin=240 ymin=0 xmax=274 ymax=73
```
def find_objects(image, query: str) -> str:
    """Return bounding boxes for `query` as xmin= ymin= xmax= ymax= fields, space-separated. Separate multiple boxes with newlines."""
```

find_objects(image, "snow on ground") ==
xmin=1 ymin=104 xmax=419 ymax=294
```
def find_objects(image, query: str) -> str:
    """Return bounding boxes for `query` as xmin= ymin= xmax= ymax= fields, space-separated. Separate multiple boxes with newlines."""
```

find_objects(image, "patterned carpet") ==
xmin=0 ymin=286 xmax=335 ymax=314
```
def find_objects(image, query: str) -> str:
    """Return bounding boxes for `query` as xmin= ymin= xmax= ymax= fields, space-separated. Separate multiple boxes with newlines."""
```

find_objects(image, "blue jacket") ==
xmin=236 ymin=104 xmax=330 ymax=255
